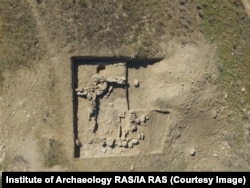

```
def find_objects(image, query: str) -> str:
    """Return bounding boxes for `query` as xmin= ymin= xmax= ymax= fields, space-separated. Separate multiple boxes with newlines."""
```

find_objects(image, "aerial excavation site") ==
xmin=0 ymin=0 xmax=250 ymax=173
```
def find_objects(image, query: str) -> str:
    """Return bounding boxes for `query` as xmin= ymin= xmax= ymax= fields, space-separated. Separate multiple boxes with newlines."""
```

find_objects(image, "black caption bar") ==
xmin=2 ymin=172 xmax=250 ymax=188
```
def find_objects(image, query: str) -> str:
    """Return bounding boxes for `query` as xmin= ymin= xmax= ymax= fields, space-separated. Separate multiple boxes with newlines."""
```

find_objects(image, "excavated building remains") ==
xmin=72 ymin=57 xmax=169 ymax=158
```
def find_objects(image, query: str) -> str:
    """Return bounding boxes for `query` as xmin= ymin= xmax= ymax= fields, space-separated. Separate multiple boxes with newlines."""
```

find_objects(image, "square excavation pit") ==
xmin=71 ymin=57 xmax=168 ymax=158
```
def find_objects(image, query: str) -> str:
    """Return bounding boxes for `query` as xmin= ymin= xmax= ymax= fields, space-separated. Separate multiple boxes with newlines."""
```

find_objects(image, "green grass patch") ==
xmin=198 ymin=0 xmax=250 ymax=112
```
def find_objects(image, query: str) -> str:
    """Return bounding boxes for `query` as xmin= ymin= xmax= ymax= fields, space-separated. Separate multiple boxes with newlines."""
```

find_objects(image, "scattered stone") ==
xmin=130 ymin=124 xmax=137 ymax=132
xmin=138 ymin=133 xmax=145 ymax=140
xmin=87 ymin=92 xmax=92 ymax=100
xmin=37 ymin=0 xmax=43 ymax=4
xmin=131 ymin=139 xmax=139 ymax=145
xmin=133 ymin=118 xmax=140 ymax=124
xmin=0 ymin=145 xmax=5 ymax=151
xmin=20 ymin=100 xmax=25 ymax=107
xmin=189 ymin=148 xmax=196 ymax=156
xmin=134 ymin=79 xmax=139 ymax=87
xmin=181 ymin=20 xmax=189 ymax=29
xmin=198 ymin=10 xmax=204 ymax=18
xmin=75 ymin=139 xmax=82 ymax=147
xmin=130 ymin=110 xmax=137 ymax=122
xmin=122 ymin=140 xmax=128 ymax=147
xmin=130 ymin=165 xmax=134 ymax=171
xmin=140 ymin=114 xmax=147 ymax=123
xmin=107 ymin=103 xmax=114 ymax=107
xmin=101 ymin=148 xmax=107 ymax=153
xmin=128 ymin=141 xmax=133 ymax=148
xmin=106 ymin=76 xmax=117 ymax=83
xmin=117 ymin=140 xmax=122 ymax=147
xmin=212 ymin=110 xmax=218 ymax=119
xmin=224 ymin=92 xmax=228 ymax=99
xmin=179 ymin=6 xmax=186 ymax=12
xmin=106 ymin=138 xmax=115 ymax=147
xmin=179 ymin=0 xmax=186 ymax=5
xmin=242 ymin=87 xmax=246 ymax=92
xmin=196 ymin=4 xmax=203 ymax=9
xmin=140 ymin=114 xmax=148 ymax=125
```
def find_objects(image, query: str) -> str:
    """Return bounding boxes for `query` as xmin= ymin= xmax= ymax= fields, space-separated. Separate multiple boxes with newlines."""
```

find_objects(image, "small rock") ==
xmin=130 ymin=124 xmax=137 ymax=132
xmin=179 ymin=0 xmax=186 ymax=5
xmin=196 ymin=4 xmax=203 ymax=9
xmin=198 ymin=10 xmax=204 ymax=18
xmin=130 ymin=110 xmax=136 ymax=114
xmin=139 ymin=133 xmax=145 ymax=140
xmin=122 ymin=141 xmax=128 ymax=147
xmin=131 ymin=139 xmax=139 ymax=145
xmin=106 ymin=138 xmax=115 ymax=147
xmin=140 ymin=114 xmax=146 ymax=123
xmin=0 ymin=145 xmax=5 ymax=151
xmin=107 ymin=103 xmax=114 ymax=107
xmin=128 ymin=141 xmax=133 ymax=148
xmin=117 ymin=140 xmax=122 ymax=147
xmin=181 ymin=20 xmax=189 ymax=29
xmin=134 ymin=118 xmax=140 ymax=124
xmin=179 ymin=6 xmax=186 ymax=12
xmin=75 ymin=139 xmax=81 ymax=147
xmin=101 ymin=148 xmax=107 ymax=153
xmin=130 ymin=165 xmax=134 ymax=171
xmin=242 ymin=87 xmax=246 ymax=92
xmin=224 ymin=92 xmax=228 ymax=99
xmin=189 ymin=148 xmax=196 ymax=156
xmin=134 ymin=79 xmax=139 ymax=87
xmin=87 ymin=93 xmax=92 ymax=100
xmin=212 ymin=110 xmax=218 ymax=119
xmin=20 ymin=100 xmax=25 ymax=107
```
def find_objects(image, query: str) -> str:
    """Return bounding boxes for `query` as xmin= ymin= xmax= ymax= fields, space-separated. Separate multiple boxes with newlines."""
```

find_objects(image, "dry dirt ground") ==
xmin=0 ymin=0 xmax=250 ymax=172
xmin=242 ymin=0 xmax=250 ymax=17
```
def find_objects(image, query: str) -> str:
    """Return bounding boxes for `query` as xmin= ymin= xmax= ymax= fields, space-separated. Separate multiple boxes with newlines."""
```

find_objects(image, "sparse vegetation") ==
xmin=39 ymin=0 xmax=198 ymax=58
xmin=198 ymin=0 xmax=250 ymax=165
xmin=0 ymin=0 xmax=44 ymax=82
xmin=42 ymin=138 xmax=66 ymax=168
xmin=198 ymin=0 xmax=250 ymax=112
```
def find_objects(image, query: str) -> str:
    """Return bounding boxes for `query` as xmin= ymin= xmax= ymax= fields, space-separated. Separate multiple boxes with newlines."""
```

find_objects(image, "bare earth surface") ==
xmin=242 ymin=0 xmax=250 ymax=17
xmin=0 ymin=0 xmax=250 ymax=172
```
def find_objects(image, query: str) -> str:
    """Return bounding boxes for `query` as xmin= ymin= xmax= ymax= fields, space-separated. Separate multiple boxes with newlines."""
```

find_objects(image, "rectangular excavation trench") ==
xmin=71 ymin=56 xmax=168 ymax=158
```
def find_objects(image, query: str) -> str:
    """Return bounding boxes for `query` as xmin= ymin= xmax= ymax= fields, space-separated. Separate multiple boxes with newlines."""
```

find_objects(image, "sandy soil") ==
xmin=242 ymin=0 xmax=250 ymax=17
